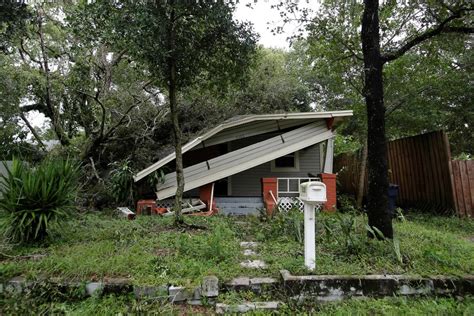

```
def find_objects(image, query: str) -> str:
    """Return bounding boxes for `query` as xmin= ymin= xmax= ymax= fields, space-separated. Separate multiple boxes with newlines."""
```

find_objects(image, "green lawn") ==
xmin=1 ymin=210 xmax=473 ymax=287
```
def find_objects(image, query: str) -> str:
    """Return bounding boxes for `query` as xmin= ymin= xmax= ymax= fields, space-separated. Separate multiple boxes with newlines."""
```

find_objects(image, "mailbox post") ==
xmin=299 ymin=181 xmax=327 ymax=271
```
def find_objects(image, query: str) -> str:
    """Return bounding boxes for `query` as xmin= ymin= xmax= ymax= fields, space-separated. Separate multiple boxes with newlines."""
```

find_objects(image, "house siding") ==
xmin=229 ymin=143 xmax=322 ymax=197
xmin=0 ymin=161 xmax=12 ymax=198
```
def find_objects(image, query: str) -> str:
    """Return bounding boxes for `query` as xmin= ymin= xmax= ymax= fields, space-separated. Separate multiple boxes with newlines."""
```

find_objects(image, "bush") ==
xmin=0 ymin=158 xmax=79 ymax=243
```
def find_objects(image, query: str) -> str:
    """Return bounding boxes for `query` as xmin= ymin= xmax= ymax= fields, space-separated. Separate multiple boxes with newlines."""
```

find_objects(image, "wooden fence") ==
xmin=335 ymin=131 xmax=473 ymax=217
xmin=450 ymin=160 xmax=474 ymax=217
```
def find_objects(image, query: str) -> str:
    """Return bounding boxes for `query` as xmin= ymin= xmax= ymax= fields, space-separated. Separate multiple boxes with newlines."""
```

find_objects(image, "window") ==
xmin=271 ymin=152 xmax=300 ymax=172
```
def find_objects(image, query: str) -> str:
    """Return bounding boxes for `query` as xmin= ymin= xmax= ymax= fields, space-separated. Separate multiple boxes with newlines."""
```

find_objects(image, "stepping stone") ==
xmin=240 ymin=241 xmax=259 ymax=248
xmin=228 ymin=277 xmax=250 ymax=287
xmin=216 ymin=301 xmax=281 ymax=314
xmin=168 ymin=285 xmax=191 ymax=302
xmin=242 ymin=249 xmax=257 ymax=256
xmin=240 ymin=259 xmax=267 ymax=269
xmin=86 ymin=282 xmax=104 ymax=296
xmin=133 ymin=285 xmax=168 ymax=299
xmin=250 ymin=277 xmax=278 ymax=285
xmin=201 ymin=275 xmax=219 ymax=297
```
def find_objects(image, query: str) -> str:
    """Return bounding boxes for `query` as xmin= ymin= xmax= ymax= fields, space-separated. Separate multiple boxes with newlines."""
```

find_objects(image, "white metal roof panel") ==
xmin=133 ymin=111 xmax=352 ymax=182
xmin=156 ymin=121 xmax=333 ymax=200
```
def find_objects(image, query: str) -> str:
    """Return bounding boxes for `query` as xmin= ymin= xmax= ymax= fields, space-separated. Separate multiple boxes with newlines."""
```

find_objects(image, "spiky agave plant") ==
xmin=0 ymin=158 xmax=79 ymax=243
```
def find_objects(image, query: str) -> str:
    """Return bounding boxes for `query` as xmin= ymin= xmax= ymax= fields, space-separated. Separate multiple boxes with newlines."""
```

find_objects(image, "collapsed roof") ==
xmin=133 ymin=111 xmax=353 ymax=183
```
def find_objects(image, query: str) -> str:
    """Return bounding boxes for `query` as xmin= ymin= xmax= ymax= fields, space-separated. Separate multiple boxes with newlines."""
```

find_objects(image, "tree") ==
xmin=276 ymin=1 xmax=473 ymax=237
xmin=360 ymin=0 xmax=473 ymax=238
xmin=0 ymin=1 xmax=30 ymax=53
xmin=0 ymin=3 xmax=164 ymax=169
xmin=81 ymin=1 xmax=257 ymax=223
xmin=232 ymin=47 xmax=312 ymax=114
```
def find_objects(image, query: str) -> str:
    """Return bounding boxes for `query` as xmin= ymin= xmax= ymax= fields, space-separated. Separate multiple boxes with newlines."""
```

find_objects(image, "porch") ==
xmin=160 ymin=175 xmax=336 ymax=216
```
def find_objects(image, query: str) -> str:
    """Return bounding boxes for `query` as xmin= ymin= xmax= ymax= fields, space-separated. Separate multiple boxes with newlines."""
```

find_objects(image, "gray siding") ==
xmin=229 ymin=143 xmax=322 ymax=197
xmin=0 ymin=161 xmax=13 ymax=198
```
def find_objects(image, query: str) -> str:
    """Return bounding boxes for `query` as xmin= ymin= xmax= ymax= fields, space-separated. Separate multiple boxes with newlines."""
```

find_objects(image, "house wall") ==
xmin=0 ymin=161 xmax=13 ymax=198
xmin=228 ymin=134 xmax=322 ymax=196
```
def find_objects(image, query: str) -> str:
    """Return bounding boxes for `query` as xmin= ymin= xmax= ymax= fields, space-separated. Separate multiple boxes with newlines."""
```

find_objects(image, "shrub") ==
xmin=0 ymin=158 xmax=80 ymax=243
xmin=108 ymin=159 xmax=135 ymax=205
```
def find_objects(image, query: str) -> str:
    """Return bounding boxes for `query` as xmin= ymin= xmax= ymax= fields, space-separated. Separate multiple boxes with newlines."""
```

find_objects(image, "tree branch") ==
xmin=19 ymin=112 xmax=46 ymax=150
xmin=111 ymin=49 xmax=126 ymax=66
xmin=20 ymin=103 xmax=43 ymax=112
xmin=102 ymin=102 xmax=140 ymax=140
xmin=76 ymin=90 xmax=106 ymax=138
xmin=382 ymin=9 xmax=473 ymax=63
xmin=20 ymin=39 xmax=43 ymax=66
xmin=443 ymin=26 xmax=474 ymax=33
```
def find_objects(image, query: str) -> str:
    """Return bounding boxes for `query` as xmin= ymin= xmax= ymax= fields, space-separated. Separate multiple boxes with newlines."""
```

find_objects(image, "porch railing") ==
xmin=277 ymin=177 xmax=320 ymax=197
xmin=277 ymin=177 xmax=320 ymax=212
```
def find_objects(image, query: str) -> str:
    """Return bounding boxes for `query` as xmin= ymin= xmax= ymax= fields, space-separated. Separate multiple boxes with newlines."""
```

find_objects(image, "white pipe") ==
xmin=304 ymin=203 xmax=316 ymax=271
xmin=209 ymin=183 xmax=215 ymax=212
xmin=269 ymin=190 xmax=278 ymax=205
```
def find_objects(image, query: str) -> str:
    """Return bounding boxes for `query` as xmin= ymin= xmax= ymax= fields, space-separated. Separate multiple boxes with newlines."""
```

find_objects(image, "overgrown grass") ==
xmin=248 ymin=211 xmax=474 ymax=277
xmin=0 ymin=210 xmax=473 ymax=288
xmin=0 ymin=213 xmax=245 ymax=286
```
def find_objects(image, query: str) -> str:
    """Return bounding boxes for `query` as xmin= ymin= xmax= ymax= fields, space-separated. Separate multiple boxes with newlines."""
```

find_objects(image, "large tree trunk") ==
xmin=361 ymin=0 xmax=393 ymax=238
xmin=168 ymin=5 xmax=185 ymax=224
xmin=356 ymin=138 xmax=368 ymax=208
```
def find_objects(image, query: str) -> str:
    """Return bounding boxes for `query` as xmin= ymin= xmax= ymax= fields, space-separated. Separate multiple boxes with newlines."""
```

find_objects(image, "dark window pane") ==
xmin=275 ymin=154 xmax=295 ymax=168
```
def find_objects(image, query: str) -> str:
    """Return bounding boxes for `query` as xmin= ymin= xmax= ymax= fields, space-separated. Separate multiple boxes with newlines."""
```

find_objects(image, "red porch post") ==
xmin=262 ymin=178 xmax=278 ymax=216
xmin=320 ymin=173 xmax=337 ymax=212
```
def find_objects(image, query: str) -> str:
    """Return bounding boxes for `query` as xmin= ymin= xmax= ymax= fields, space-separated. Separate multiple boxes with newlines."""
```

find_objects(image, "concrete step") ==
xmin=215 ymin=198 xmax=264 ymax=215
xmin=216 ymin=202 xmax=264 ymax=208
xmin=214 ymin=197 xmax=263 ymax=203
xmin=219 ymin=208 xmax=261 ymax=216
xmin=216 ymin=301 xmax=282 ymax=314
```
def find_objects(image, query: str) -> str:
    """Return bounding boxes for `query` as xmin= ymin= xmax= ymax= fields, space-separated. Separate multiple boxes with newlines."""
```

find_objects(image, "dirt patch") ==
xmin=0 ymin=253 xmax=47 ymax=263
xmin=175 ymin=304 xmax=213 ymax=316
xmin=151 ymin=223 xmax=208 ymax=235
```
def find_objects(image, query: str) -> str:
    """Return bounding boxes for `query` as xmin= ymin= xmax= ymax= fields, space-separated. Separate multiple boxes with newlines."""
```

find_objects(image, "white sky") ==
xmin=235 ymin=0 xmax=318 ymax=49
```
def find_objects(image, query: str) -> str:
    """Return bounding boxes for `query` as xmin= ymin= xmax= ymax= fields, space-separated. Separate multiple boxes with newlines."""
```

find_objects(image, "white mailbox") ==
xmin=299 ymin=181 xmax=327 ymax=205
xmin=299 ymin=181 xmax=327 ymax=271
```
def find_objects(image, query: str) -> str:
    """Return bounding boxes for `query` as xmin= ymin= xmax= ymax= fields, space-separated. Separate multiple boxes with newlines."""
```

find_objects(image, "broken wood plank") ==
xmin=117 ymin=207 xmax=136 ymax=220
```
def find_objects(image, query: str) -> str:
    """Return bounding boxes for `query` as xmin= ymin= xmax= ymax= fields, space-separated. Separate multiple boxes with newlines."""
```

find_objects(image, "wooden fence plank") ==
xmin=467 ymin=161 xmax=474 ymax=217
xmin=459 ymin=161 xmax=472 ymax=216
xmin=421 ymin=135 xmax=433 ymax=206
xmin=437 ymin=131 xmax=451 ymax=210
xmin=431 ymin=133 xmax=446 ymax=211
xmin=397 ymin=139 xmax=407 ymax=203
xmin=452 ymin=161 xmax=465 ymax=216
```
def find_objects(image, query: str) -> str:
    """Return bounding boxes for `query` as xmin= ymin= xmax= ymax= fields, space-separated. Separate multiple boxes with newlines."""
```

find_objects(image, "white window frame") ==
xmin=271 ymin=151 xmax=300 ymax=172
